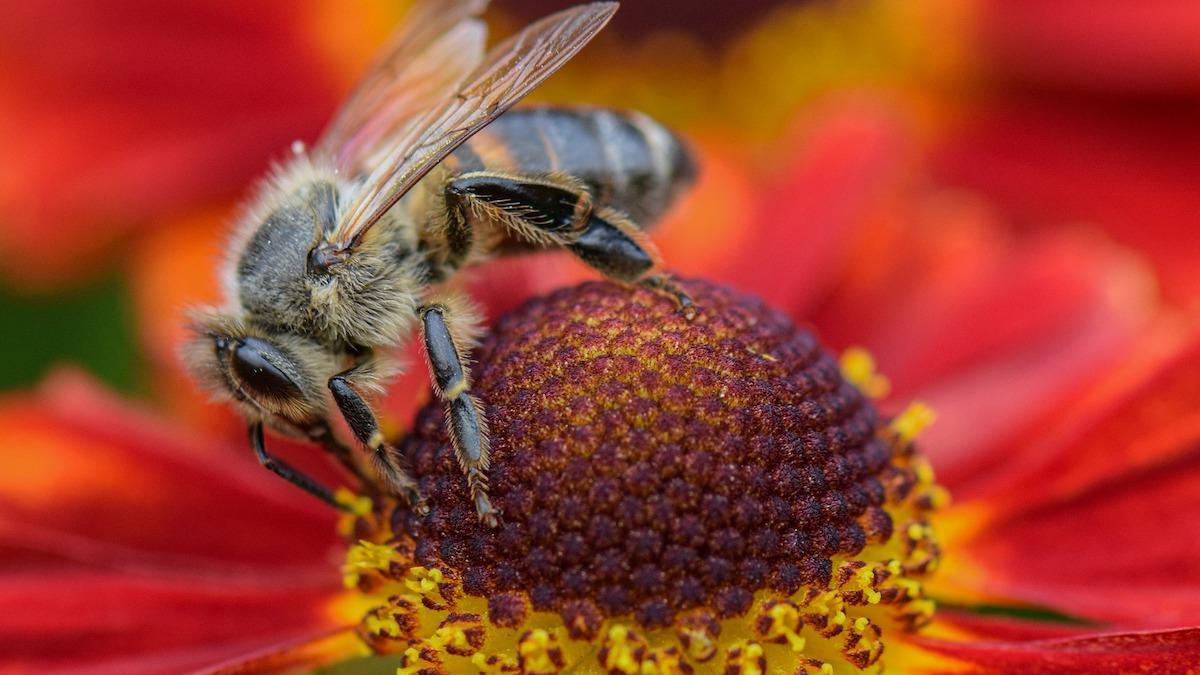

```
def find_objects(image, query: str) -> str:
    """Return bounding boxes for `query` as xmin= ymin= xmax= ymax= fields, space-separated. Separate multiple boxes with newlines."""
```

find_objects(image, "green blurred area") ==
xmin=0 ymin=276 xmax=144 ymax=394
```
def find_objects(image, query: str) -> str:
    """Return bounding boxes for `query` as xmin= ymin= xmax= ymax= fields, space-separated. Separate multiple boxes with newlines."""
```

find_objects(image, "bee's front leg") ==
xmin=248 ymin=421 xmax=345 ymax=510
xmin=417 ymin=300 xmax=498 ymax=527
xmin=328 ymin=367 xmax=426 ymax=514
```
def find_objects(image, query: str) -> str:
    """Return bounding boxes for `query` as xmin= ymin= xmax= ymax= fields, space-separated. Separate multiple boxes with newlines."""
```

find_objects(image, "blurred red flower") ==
xmin=0 ymin=0 xmax=401 ymax=288
xmin=1 ymin=0 xmax=1199 ymax=672
xmin=931 ymin=0 xmax=1200 ymax=303
xmin=3 ymin=99 xmax=1199 ymax=672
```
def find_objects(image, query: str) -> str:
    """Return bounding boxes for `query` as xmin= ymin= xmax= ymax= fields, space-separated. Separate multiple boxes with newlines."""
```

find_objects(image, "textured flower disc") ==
xmin=340 ymin=279 xmax=945 ymax=674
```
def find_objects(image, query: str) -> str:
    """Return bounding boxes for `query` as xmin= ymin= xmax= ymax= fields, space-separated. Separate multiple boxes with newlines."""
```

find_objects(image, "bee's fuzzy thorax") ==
xmin=218 ymin=151 xmax=340 ymax=308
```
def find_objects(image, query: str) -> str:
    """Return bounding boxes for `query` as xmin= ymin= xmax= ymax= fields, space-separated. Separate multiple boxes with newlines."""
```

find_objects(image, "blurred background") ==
xmin=0 ymin=0 xmax=1196 ymax=416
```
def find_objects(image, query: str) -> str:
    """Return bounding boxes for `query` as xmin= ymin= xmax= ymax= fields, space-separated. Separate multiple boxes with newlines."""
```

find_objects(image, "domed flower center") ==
xmin=338 ymin=280 xmax=945 ymax=674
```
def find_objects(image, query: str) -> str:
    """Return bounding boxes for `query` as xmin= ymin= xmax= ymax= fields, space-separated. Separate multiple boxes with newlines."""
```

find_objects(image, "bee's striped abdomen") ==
xmin=454 ymin=106 xmax=696 ymax=227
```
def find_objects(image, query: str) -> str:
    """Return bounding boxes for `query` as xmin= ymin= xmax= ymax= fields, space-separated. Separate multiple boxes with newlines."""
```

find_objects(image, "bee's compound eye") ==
xmin=230 ymin=337 xmax=302 ymax=400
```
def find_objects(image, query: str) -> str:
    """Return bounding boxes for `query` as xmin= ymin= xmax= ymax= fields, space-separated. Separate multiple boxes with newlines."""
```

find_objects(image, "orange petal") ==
xmin=0 ymin=370 xmax=339 ymax=569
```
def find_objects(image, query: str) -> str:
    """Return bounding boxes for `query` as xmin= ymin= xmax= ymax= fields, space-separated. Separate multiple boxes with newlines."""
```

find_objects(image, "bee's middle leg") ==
xmin=417 ymin=302 xmax=497 ymax=527
xmin=328 ymin=368 xmax=426 ymax=513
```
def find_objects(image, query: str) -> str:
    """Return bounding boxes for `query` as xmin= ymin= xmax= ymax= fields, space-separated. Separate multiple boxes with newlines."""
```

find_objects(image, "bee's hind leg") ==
xmin=444 ymin=173 xmax=694 ymax=318
xmin=569 ymin=206 xmax=696 ymax=319
xmin=328 ymin=368 xmax=426 ymax=514
xmin=418 ymin=300 xmax=498 ymax=528
xmin=639 ymin=272 xmax=696 ymax=320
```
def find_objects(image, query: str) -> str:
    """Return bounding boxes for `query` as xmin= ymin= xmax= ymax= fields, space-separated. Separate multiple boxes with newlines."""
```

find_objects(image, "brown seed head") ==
xmin=342 ymin=279 xmax=944 ymax=673
xmin=400 ymin=280 xmax=897 ymax=621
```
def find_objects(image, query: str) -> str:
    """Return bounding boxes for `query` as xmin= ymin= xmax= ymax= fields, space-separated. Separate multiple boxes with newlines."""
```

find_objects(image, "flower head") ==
xmin=340 ymin=280 xmax=945 ymax=673
xmin=3 ymin=3 xmax=1200 ymax=673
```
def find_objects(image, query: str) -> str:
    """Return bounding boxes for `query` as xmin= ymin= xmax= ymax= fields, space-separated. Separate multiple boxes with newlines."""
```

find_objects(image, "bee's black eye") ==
xmin=230 ymin=337 xmax=302 ymax=400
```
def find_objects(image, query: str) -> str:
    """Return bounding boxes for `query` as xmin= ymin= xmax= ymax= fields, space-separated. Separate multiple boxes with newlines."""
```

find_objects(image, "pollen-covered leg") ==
xmin=445 ymin=172 xmax=588 ymax=249
xmin=249 ymin=422 xmax=345 ymax=510
xmin=418 ymin=300 xmax=497 ymax=527
xmin=328 ymin=370 xmax=426 ymax=513
xmin=445 ymin=173 xmax=664 ymax=284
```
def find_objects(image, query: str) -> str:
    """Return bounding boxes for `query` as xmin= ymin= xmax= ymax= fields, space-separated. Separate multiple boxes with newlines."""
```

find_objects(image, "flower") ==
xmin=3 ymin=1 xmax=1199 ymax=672
xmin=4 ymin=102 xmax=1198 ymax=671
xmin=342 ymin=280 xmax=945 ymax=672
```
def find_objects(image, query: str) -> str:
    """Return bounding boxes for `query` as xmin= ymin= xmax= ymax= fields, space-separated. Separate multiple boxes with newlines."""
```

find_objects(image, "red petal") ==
xmin=0 ymin=569 xmax=343 ymax=674
xmin=917 ymin=624 xmax=1200 ymax=675
xmin=809 ymin=192 xmax=1151 ymax=485
xmin=946 ymin=442 xmax=1200 ymax=628
xmin=939 ymin=331 xmax=1200 ymax=627
xmin=715 ymin=96 xmax=915 ymax=313
xmin=935 ymin=102 xmax=1200 ymax=302
xmin=205 ymin=629 xmax=363 ymax=674
xmin=966 ymin=325 xmax=1200 ymax=502
xmin=977 ymin=0 xmax=1200 ymax=95
xmin=0 ymin=370 xmax=339 ymax=570
xmin=0 ymin=1 xmax=347 ymax=288
xmin=0 ymin=372 xmax=354 ymax=671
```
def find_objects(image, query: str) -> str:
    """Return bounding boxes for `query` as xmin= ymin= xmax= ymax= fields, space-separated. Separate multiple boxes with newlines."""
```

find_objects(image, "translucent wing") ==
xmin=325 ymin=2 xmax=618 ymax=253
xmin=316 ymin=0 xmax=490 ymax=171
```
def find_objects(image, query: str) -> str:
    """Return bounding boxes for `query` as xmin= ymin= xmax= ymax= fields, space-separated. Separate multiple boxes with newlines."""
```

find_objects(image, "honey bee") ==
xmin=184 ymin=0 xmax=696 ymax=526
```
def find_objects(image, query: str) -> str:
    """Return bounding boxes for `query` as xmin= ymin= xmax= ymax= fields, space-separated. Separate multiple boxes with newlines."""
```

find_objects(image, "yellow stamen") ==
xmin=840 ymin=564 xmax=883 ymax=605
xmin=333 ymin=488 xmax=373 ymax=538
xmin=365 ymin=611 xmax=400 ymax=639
xmin=404 ymin=566 xmax=445 ymax=599
xmin=891 ymin=401 xmax=937 ymax=443
xmin=840 ymin=347 xmax=891 ymax=399
xmin=602 ymin=625 xmax=645 ymax=674
xmin=518 ymin=629 xmax=562 ymax=674
xmin=759 ymin=601 xmax=807 ymax=651
xmin=396 ymin=647 xmax=423 ymax=675
xmin=724 ymin=640 xmax=766 ymax=675
xmin=342 ymin=540 xmax=400 ymax=589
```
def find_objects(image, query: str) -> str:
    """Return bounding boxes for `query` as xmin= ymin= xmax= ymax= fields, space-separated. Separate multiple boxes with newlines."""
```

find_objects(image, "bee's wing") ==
xmin=316 ymin=0 xmax=491 ymax=171
xmin=326 ymin=2 xmax=618 ymax=252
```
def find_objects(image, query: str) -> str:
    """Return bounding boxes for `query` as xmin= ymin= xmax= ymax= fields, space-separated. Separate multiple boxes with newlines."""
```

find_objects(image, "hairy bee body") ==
xmin=186 ymin=1 xmax=699 ymax=525
xmin=404 ymin=105 xmax=695 ymax=282
xmin=229 ymin=105 xmax=695 ymax=354
xmin=446 ymin=106 xmax=695 ymax=227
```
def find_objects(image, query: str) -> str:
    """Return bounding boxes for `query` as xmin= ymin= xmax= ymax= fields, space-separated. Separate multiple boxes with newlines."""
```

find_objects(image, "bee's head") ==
xmin=182 ymin=311 xmax=335 ymax=427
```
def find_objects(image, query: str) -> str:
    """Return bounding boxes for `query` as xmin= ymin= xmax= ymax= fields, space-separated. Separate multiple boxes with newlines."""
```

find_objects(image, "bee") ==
xmin=184 ymin=0 xmax=696 ymax=527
